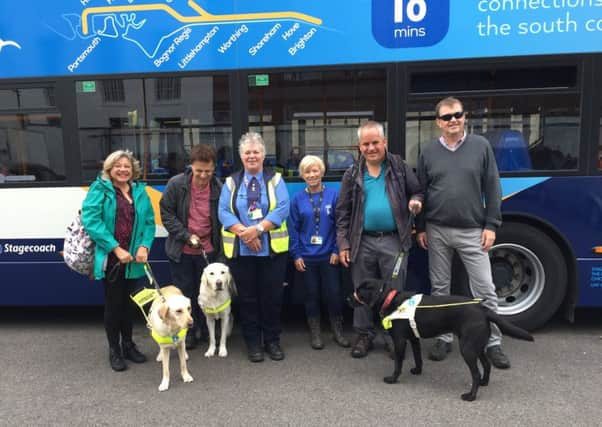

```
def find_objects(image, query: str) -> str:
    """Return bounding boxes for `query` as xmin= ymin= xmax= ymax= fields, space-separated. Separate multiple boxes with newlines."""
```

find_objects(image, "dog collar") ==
xmin=203 ymin=298 xmax=231 ymax=315
xmin=151 ymin=328 xmax=188 ymax=345
xmin=379 ymin=290 xmax=398 ymax=317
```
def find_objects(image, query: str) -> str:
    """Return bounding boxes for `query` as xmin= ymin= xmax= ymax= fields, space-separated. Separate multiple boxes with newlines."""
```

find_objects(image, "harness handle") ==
xmin=143 ymin=262 xmax=165 ymax=303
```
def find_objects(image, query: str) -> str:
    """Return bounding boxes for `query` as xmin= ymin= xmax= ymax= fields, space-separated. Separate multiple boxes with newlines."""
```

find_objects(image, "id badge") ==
xmin=310 ymin=235 xmax=323 ymax=245
xmin=248 ymin=208 xmax=263 ymax=220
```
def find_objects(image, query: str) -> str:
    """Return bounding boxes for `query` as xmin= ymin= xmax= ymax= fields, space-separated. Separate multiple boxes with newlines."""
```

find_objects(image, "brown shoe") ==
xmin=351 ymin=334 xmax=373 ymax=358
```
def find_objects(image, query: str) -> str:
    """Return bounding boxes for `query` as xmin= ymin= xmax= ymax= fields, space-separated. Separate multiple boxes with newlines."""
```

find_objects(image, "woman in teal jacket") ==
xmin=82 ymin=150 xmax=156 ymax=372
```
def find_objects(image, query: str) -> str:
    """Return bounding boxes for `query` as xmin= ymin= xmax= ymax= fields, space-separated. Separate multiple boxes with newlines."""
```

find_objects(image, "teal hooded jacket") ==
xmin=82 ymin=176 xmax=156 ymax=280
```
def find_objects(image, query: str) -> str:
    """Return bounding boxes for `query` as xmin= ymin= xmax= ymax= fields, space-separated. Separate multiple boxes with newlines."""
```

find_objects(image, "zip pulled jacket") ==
xmin=159 ymin=168 xmax=223 ymax=263
xmin=82 ymin=176 xmax=156 ymax=280
xmin=336 ymin=153 xmax=423 ymax=263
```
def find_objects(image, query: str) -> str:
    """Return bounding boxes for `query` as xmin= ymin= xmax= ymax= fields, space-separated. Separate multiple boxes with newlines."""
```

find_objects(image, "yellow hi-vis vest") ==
xmin=221 ymin=172 xmax=289 ymax=259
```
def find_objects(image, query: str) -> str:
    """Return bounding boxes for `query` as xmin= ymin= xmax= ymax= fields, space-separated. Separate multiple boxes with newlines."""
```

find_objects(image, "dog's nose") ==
xmin=216 ymin=279 xmax=223 ymax=290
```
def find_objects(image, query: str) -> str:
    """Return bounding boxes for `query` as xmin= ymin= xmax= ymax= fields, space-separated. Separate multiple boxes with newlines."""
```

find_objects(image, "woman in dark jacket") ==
xmin=159 ymin=144 xmax=223 ymax=350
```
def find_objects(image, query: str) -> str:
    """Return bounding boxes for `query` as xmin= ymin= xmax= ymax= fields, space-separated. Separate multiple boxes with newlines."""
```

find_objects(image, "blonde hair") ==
xmin=298 ymin=155 xmax=325 ymax=177
xmin=101 ymin=150 xmax=141 ymax=181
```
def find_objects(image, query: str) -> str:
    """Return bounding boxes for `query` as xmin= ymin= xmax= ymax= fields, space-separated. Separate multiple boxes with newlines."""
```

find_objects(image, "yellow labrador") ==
xmin=198 ymin=262 xmax=236 ymax=358
xmin=148 ymin=286 xmax=194 ymax=392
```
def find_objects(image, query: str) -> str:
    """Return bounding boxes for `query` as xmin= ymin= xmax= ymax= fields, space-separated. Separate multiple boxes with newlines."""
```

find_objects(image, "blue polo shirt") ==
xmin=363 ymin=166 xmax=396 ymax=231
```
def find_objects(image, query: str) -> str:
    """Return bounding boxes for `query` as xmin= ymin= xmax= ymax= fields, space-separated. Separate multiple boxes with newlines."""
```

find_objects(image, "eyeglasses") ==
xmin=437 ymin=111 xmax=465 ymax=121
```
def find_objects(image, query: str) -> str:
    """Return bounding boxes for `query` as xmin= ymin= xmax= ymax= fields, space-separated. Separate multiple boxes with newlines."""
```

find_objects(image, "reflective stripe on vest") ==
xmin=221 ymin=173 xmax=288 ymax=258
xmin=266 ymin=173 xmax=289 ymax=254
xmin=151 ymin=327 xmax=188 ymax=345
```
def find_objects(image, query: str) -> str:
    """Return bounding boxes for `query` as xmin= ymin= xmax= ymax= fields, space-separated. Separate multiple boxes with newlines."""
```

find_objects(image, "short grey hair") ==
xmin=102 ymin=150 xmax=141 ymax=181
xmin=357 ymin=121 xmax=385 ymax=140
xmin=298 ymin=155 xmax=325 ymax=176
xmin=238 ymin=131 xmax=266 ymax=157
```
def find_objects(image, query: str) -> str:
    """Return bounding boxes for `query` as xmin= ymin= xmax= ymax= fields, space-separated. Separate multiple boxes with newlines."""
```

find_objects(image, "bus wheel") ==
xmin=490 ymin=223 xmax=567 ymax=331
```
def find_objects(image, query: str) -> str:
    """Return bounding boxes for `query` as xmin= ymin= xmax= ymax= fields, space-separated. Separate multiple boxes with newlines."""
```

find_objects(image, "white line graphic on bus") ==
xmin=0 ymin=39 xmax=22 ymax=53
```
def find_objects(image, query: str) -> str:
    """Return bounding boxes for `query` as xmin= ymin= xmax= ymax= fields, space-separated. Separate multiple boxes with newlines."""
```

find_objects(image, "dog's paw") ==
xmin=383 ymin=376 xmax=398 ymax=384
xmin=158 ymin=380 xmax=169 ymax=392
xmin=156 ymin=353 xmax=162 ymax=362
xmin=218 ymin=347 xmax=228 ymax=357
xmin=182 ymin=373 xmax=194 ymax=383
xmin=461 ymin=392 xmax=476 ymax=402
xmin=480 ymin=378 xmax=489 ymax=386
xmin=410 ymin=367 xmax=422 ymax=375
xmin=205 ymin=346 xmax=216 ymax=357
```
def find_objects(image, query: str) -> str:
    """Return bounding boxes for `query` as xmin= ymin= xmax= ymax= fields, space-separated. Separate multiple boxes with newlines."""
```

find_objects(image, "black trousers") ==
xmin=228 ymin=253 xmax=287 ymax=349
xmin=102 ymin=270 xmax=140 ymax=350
xmin=169 ymin=252 xmax=216 ymax=338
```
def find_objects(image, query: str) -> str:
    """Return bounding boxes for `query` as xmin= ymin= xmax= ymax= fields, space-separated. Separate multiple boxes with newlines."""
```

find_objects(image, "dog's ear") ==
xmin=158 ymin=303 xmax=169 ymax=320
xmin=222 ymin=266 xmax=237 ymax=296
xmin=200 ymin=269 xmax=208 ymax=290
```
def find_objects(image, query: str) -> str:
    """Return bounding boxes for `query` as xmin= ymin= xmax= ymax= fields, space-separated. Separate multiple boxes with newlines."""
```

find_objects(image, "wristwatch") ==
xmin=255 ymin=223 xmax=265 ymax=235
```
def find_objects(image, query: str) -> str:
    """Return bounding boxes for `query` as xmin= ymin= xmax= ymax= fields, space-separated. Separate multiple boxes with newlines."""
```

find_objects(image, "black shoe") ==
xmin=351 ymin=334 xmax=374 ymax=358
xmin=487 ymin=345 xmax=511 ymax=369
xmin=265 ymin=342 xmax=285 ymax=361
xmin=185 ymin=331 xmax=197 ymax=350
xmin=428 ymin=339 xmax=452 ymax=361
xmin=109 ymin=348 xmax=127 ymax=372
xmin=123 ymin=342 xmax=147 ymax=363
xmin=247 ymin=347 xmax=264 ymax=363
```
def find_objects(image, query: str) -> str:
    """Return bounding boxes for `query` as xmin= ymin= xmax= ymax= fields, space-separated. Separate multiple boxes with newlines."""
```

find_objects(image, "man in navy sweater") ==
xmin=416 ymin=97 xmax=510 ymax=369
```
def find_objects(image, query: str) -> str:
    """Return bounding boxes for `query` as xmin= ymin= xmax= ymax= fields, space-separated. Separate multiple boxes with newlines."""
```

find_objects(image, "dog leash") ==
xmin=143 ymin=262 xmax=165 ymax=302
xmin=201 ymin=247 xmax=210 ymax=266
xmin=391 ymin=212 xmax=416 ymax=280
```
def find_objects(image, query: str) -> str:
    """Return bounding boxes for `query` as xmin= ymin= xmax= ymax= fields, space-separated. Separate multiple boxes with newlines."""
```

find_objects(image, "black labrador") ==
xmin=348 ymin=279 xmax=534 ymax=401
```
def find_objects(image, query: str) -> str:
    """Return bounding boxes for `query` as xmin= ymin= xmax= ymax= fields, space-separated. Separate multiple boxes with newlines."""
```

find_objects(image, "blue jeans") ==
xmin=303 ymin=260 xmax=343 ymax=318
xmin=169 ymin=252 xmax=216 ymax=337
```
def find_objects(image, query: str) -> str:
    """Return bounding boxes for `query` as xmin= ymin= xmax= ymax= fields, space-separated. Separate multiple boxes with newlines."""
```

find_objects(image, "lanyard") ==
xmin=306 ymin=187 xmax=323 ymax=236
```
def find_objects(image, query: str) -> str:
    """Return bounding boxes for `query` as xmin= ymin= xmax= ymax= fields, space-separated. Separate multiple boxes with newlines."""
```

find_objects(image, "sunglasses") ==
xmin=437 ymin=111 xmax=465 ymax=121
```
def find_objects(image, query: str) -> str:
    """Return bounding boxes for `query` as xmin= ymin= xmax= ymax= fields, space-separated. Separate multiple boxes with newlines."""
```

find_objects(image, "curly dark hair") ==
xmin=190 ymin=144 xmax=216 ymax=164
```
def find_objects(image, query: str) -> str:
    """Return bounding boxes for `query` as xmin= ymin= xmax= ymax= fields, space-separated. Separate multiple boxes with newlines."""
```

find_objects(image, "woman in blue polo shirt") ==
xmin=289 ymin=155 xmax=349 ymax=350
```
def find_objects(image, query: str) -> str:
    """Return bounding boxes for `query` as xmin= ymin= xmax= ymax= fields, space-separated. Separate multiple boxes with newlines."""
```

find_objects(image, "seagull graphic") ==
xmin=0 ymin=39 xmax=21 ymax=52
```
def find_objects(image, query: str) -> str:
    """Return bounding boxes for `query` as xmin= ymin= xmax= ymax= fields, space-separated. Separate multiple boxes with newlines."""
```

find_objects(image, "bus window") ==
xmin=0 ymin=87 xmax=65 ymax=183
xmin=406 ymin=92 xmax=580 ymax=172
xmin=247 ymin=69 xmax=386 ymax=177
xmin=76 ymin=76 xmax=232 ymax=181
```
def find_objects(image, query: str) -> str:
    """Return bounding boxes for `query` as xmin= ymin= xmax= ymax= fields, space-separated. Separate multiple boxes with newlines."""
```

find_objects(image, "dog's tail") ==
xmin=485 ymin=309 xmax=534 ymax=342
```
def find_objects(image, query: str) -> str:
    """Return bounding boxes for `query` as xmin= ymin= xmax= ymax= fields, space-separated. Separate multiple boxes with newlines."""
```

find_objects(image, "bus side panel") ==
xmin=501 ymin=176 xmax=602 ymax=307
xmin=0 ymin=238 xmax=170 ymax=305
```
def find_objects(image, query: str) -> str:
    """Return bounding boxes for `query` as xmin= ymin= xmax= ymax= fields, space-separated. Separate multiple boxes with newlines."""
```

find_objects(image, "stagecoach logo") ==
xmin=372 ymin=0 xmax=449 ymax=48
xmin=1 ymin=242 xmax=57 ymax=256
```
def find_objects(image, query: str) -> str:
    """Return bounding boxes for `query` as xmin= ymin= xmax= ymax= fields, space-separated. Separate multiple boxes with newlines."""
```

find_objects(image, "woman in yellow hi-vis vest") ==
xmin=218 ymin=132 xmax=290 ymax=363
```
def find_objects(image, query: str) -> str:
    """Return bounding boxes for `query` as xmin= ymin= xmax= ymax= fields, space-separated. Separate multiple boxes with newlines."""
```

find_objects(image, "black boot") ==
xmin=330 ymin=315 xmax=350 ymax=348
xmin=109 ymin=347 xmax=126 ymax=372
xmin=123 ymin=341 xmax=147 ymax=363
xmin=307 ymin=316 xmax=324 ymax=350
xmin=185 ymin=329 xmax=198 ymax=350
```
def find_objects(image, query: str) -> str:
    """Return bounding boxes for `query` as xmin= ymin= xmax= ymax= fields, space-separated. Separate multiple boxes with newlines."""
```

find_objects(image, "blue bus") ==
xmin=1 ymin=0 xmax=601 ymax=330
